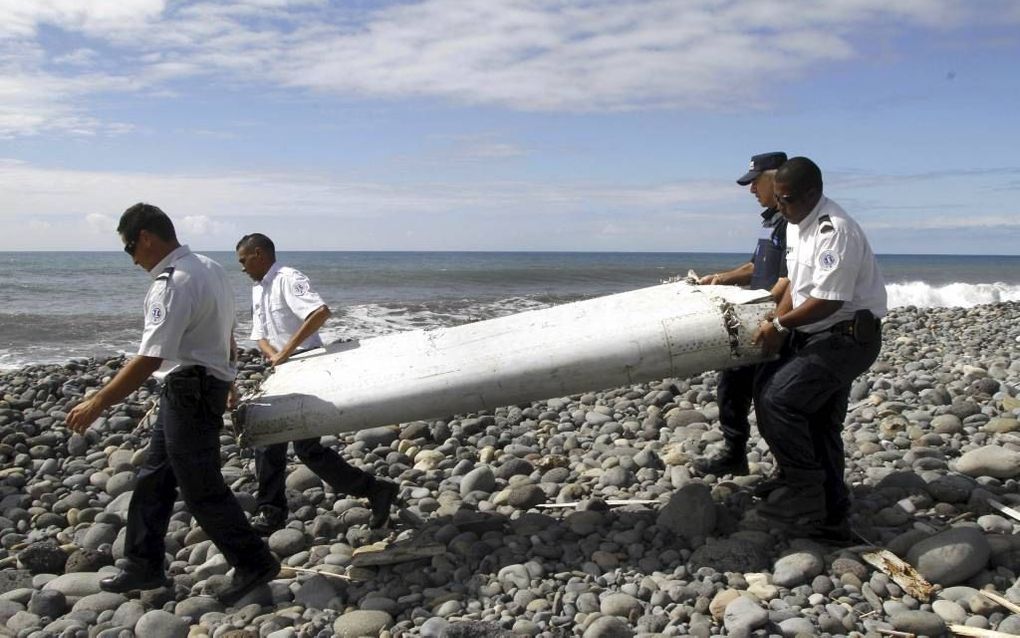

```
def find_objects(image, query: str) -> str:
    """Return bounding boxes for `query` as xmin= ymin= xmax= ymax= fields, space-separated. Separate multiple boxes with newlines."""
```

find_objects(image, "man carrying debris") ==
xmin=235 ymin=233 xmax=399 ymax=534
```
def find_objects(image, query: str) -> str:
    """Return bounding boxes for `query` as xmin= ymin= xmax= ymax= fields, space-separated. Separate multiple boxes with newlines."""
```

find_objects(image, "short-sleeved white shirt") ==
xmin=786 ymin=196 xmax=887 ymax=334
xmin=250 ymin=262 xmax=326 ymax=352
xmin=138 ymin=245 xmax=237 ymax=381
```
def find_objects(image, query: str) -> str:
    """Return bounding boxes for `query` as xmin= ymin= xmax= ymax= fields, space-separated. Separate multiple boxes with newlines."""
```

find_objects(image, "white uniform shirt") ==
xmin=250 ymin=262 xmax=326 ymax=352
xmin=138 ymin=245 xmax=237 ymax=381
xmin=786 ymin=196 xmax=887 ymax=333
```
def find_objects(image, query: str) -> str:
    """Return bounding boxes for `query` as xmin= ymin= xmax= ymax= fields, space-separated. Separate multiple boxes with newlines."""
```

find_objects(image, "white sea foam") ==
xmin=886 ymin=281 xmax=1020 ymax=309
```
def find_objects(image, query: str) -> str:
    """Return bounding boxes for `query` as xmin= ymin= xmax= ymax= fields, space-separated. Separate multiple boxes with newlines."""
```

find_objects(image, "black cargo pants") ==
xmin=254 ymin=438 xmax=375 ymax=513
xmin=754 ymin=319 xmax=882 ymax=521
xmin=124 ymin=367 xmax=273 ymax=572
xmin=716 ymin=364 xmax=757 ymax=449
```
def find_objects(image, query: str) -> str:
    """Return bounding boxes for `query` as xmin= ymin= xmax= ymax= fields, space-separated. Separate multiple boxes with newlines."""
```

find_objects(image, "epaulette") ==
xmin=155 ymin=266 xmax=175 ymax=281
xmin=819 ymin=214 xmax=834 ymax=234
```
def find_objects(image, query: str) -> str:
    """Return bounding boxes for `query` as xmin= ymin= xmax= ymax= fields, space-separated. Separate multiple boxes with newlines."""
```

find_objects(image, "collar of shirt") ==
xmin=149 ymin=244 xmax=191 ymax=280
xmin=256 ymin=261 xmax=282 ymax=287
xmin=794 ymin=196 xmax=828 ymax=232
xmin=759 ymin=207 xmax=782 ymax=227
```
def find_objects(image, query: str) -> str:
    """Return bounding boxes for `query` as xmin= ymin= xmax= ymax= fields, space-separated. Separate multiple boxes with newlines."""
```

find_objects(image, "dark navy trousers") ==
xmin=255 ymin=438 xmax=374 ymax=512
xmin=124 ymin=368 xmax=272 ymax=572
xmin=754 ymin=326 xmax=881 ymax=519
xmin=716 ymin=364 xmax=757 ymax=448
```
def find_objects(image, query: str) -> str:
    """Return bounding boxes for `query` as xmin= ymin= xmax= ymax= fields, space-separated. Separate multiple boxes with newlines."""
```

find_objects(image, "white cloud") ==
xmin=0 ymin=0 xmax=1016 ymax=136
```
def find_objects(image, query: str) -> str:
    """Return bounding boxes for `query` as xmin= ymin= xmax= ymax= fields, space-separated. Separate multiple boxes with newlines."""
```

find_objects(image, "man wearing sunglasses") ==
xmin=67 ymin=204 xmax=278 ymax=605
xmin=235 ymin=233 xmax=400 ymax=535
xmin=693 ymin=151 xmax=789 ymax=478
xmin=752 ymin=157 xmax=886 ymax=540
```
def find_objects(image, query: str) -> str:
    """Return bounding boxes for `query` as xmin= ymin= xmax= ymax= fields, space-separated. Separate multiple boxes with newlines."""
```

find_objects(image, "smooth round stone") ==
xmin=173 ymin=596 xmax=222 ymax=619
xmin=906 ymin=526 xmax=991 ymax=586
xmin=724 ymin=595 xmax=769 ymax=634
xmin=104 ymin=471 xmax=136 ymax=497
xmin=891 ymin=610 xmax=947 ymax=637
xmin=956 ymin=446 xmax=1020 ymax=479
xmin=332 ymin=610 xmax=393 ymax=637
xmin=268 ymin=528 xmax=308 ymax=557
xmin=582 ymin=615 xmax=635 ymax=638
xmin=27 ymin=589 xmax=67 ymax=618
xmin=135 ymin=609 xmax=189 ymax=638
xmin=932 ymin=599 xmax=968 ymax=623
xmin=42 ymin=572 xmax=105 ymax=598
xmin=772 ymin=551 xmax=824 ymax=588
xmin=459 ymin=466 xmax=496 ymax=496
xmin=71 ymin=592 xmax=126 ymax=614
xmin=600 ymin=592 xmax=641 ymax=618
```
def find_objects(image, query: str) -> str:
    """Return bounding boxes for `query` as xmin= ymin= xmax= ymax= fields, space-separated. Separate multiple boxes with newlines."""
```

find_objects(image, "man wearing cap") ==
xmin=693 ymin=151 xmax=789 ymax=477
xmin=236 ymin=233 xmax=399 ymax=535
xmin=67 ymin=203 xmax=278 ymax=605
xmin=753 ymin=157 xmax=886 ymax=539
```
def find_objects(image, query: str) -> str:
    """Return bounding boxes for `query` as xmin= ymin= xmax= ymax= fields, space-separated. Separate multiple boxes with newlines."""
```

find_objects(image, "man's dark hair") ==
xmin=236 ymin=233 xmax=276 ymax=258
xmin=117 ymin=203 xmax=177 ymax=242
xmin=775 ymin=157 xmax=823 ymax=194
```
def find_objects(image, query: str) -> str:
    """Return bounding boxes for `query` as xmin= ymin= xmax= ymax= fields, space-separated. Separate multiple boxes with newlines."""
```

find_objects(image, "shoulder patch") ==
xmin=819 ymin=249 xmax=839 ymax=271
xmin=148 ymin=301 xmax=166 ymax=325
xmin=292 ymin=279 xmax=310 ymax=297
xmin=818 ymin=214 xmax=834 ymax=234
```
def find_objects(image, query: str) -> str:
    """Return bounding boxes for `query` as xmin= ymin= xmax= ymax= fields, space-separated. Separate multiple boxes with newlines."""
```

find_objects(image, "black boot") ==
xmin=693 ymin=441 xmax=749 ymax=477
xmin=368 ymin=479 xmax=400 ymax=528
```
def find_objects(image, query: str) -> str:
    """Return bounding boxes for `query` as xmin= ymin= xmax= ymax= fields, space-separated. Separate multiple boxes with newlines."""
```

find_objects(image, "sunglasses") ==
xmin=123 ymin=235 xmax=139 ymax=256
xmin=775 ymin=192 xmax=800 ymax=205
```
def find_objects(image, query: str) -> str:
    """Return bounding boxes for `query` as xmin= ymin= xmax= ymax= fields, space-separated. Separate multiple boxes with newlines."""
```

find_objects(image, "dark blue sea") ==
xmin=2 ymin=251 xmax=1019 ymax=369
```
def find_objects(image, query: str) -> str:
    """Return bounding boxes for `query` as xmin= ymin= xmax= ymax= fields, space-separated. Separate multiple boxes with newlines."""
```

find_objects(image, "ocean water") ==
xmin=2 ymin=251 xmax=1019 ymax=369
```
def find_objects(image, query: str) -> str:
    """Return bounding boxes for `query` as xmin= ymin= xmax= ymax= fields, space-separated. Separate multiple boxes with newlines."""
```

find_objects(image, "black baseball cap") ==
xmin=737 ymin=152 xmax=787 ymax=185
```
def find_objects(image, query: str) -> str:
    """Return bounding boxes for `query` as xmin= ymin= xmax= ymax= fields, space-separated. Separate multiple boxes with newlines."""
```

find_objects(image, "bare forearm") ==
xmin=257 ymin=338 xmax=278 ymax=360
xmin=278 ymin=305 xmax=330 ymax=360
xmin=701 ymin=262 xmax=753 ymax=286
xmin=94 ymin=356 xmax=163 ymax=409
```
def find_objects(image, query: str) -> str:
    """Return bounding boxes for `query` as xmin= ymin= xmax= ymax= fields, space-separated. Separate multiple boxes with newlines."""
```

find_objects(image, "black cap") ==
xmin=736 ymin=152 xmax=787 ymax=185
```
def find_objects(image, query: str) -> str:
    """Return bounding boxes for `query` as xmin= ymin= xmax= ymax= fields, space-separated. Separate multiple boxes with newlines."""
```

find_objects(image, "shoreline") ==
xmin=1 ymin=302 xmax=1019 ymax=636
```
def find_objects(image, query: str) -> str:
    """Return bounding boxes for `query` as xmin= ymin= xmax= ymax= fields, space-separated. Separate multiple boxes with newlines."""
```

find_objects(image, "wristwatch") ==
xmin=772 ymin=316 xmax=789 ymax=334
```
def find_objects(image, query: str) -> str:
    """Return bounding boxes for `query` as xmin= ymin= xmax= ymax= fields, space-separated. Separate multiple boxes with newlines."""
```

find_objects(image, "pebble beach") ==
xmin=1 ymin=301 xmax=1020 ymax=638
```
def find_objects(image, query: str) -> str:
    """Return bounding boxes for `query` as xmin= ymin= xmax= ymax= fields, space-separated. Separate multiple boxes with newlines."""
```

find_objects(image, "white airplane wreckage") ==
xmin=234 ymin=281 xmax=776 ymax=447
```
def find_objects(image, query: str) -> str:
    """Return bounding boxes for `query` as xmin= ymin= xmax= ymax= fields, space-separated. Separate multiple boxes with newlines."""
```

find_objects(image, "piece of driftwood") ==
xmin=949 ymin=626 xmax=1020 ymax=637
xmin=979 ymin=590 xmax=1020 ymax=615
xmin=860 ymin=548 xmax=935 ymax=602
xmin=876 ymin=628 xmax=916 ymax=638
xmin=350 ymin=540 xmax=445 ymax=567
xmin=283 ymin=566 xmax=353 ymax=581
xmin=536 ymin=499 xmax=660 ymax=509
xmin=989 ymin=499 xmax=1020 ymax=524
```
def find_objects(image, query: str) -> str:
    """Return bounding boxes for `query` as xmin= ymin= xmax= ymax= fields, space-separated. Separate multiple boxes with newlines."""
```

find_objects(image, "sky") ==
xmin=1 ymin=0 xmax=1019 ymax=254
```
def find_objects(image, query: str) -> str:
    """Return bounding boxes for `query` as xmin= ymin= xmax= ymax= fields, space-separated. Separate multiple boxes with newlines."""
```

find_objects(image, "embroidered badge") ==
xmin=149 ymin=302 xmax=166 ymax=325
xmin=292 ymin=280 xmax=309 ymax=296
xmin=819 ymin=250 xmax=838 ymax=271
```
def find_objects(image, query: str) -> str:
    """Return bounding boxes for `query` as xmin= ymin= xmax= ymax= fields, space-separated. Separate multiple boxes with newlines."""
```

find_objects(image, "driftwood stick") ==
xmin=989 ymin=499 xmax=1020 ymax=524
xmin=978 ymin=590 xmax=1020 ymax=615
xmin=876 ymin=629 xmax=916 ymax=638
xmin=949 ymin=626 xmax=1020 ymax=638
xmin=537 ymin=499 xmax=660 ymax=509
xmin=860 ymin=549 xmax=935 ymax=602
xmin=282 ymin=566 xmax=353 ymax=581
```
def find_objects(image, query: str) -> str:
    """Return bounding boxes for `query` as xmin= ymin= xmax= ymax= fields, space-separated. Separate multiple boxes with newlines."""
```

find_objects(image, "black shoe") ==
xmin=756 ymin=484 xmax=826 ymax=524
xmin=218 ymin=559 xmax=280 ymax=606
xmin=250 ymin=506 xmax=286 ymax=536
xmin=751 ymin=475 xmax=786 ymax=498
xmin=692 ymin=443 xmax=749 ymax=477
xmin=99 ymin=566 xmax=168 ymax=593
xmin=806 ymin=518 xmax=855 ymax=545
xmin=369 ymin=479 xmax=400 ymax=528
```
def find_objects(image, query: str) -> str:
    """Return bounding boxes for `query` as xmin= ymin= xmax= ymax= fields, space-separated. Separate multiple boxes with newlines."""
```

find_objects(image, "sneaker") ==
xmin=218 ymin=558 xmax=280 ymax=606
xmin=250 ymin=506 xmax=286 ymax=536
xmin=692 ymin=443 xmax=749 ymax=477
xmin=368 ymin=479 xmax=400 ymax=528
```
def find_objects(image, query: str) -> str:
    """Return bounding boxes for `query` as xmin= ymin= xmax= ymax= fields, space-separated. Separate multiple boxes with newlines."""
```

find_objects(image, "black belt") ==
xmin=795 ymin=314 xmax=881 ymax=343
